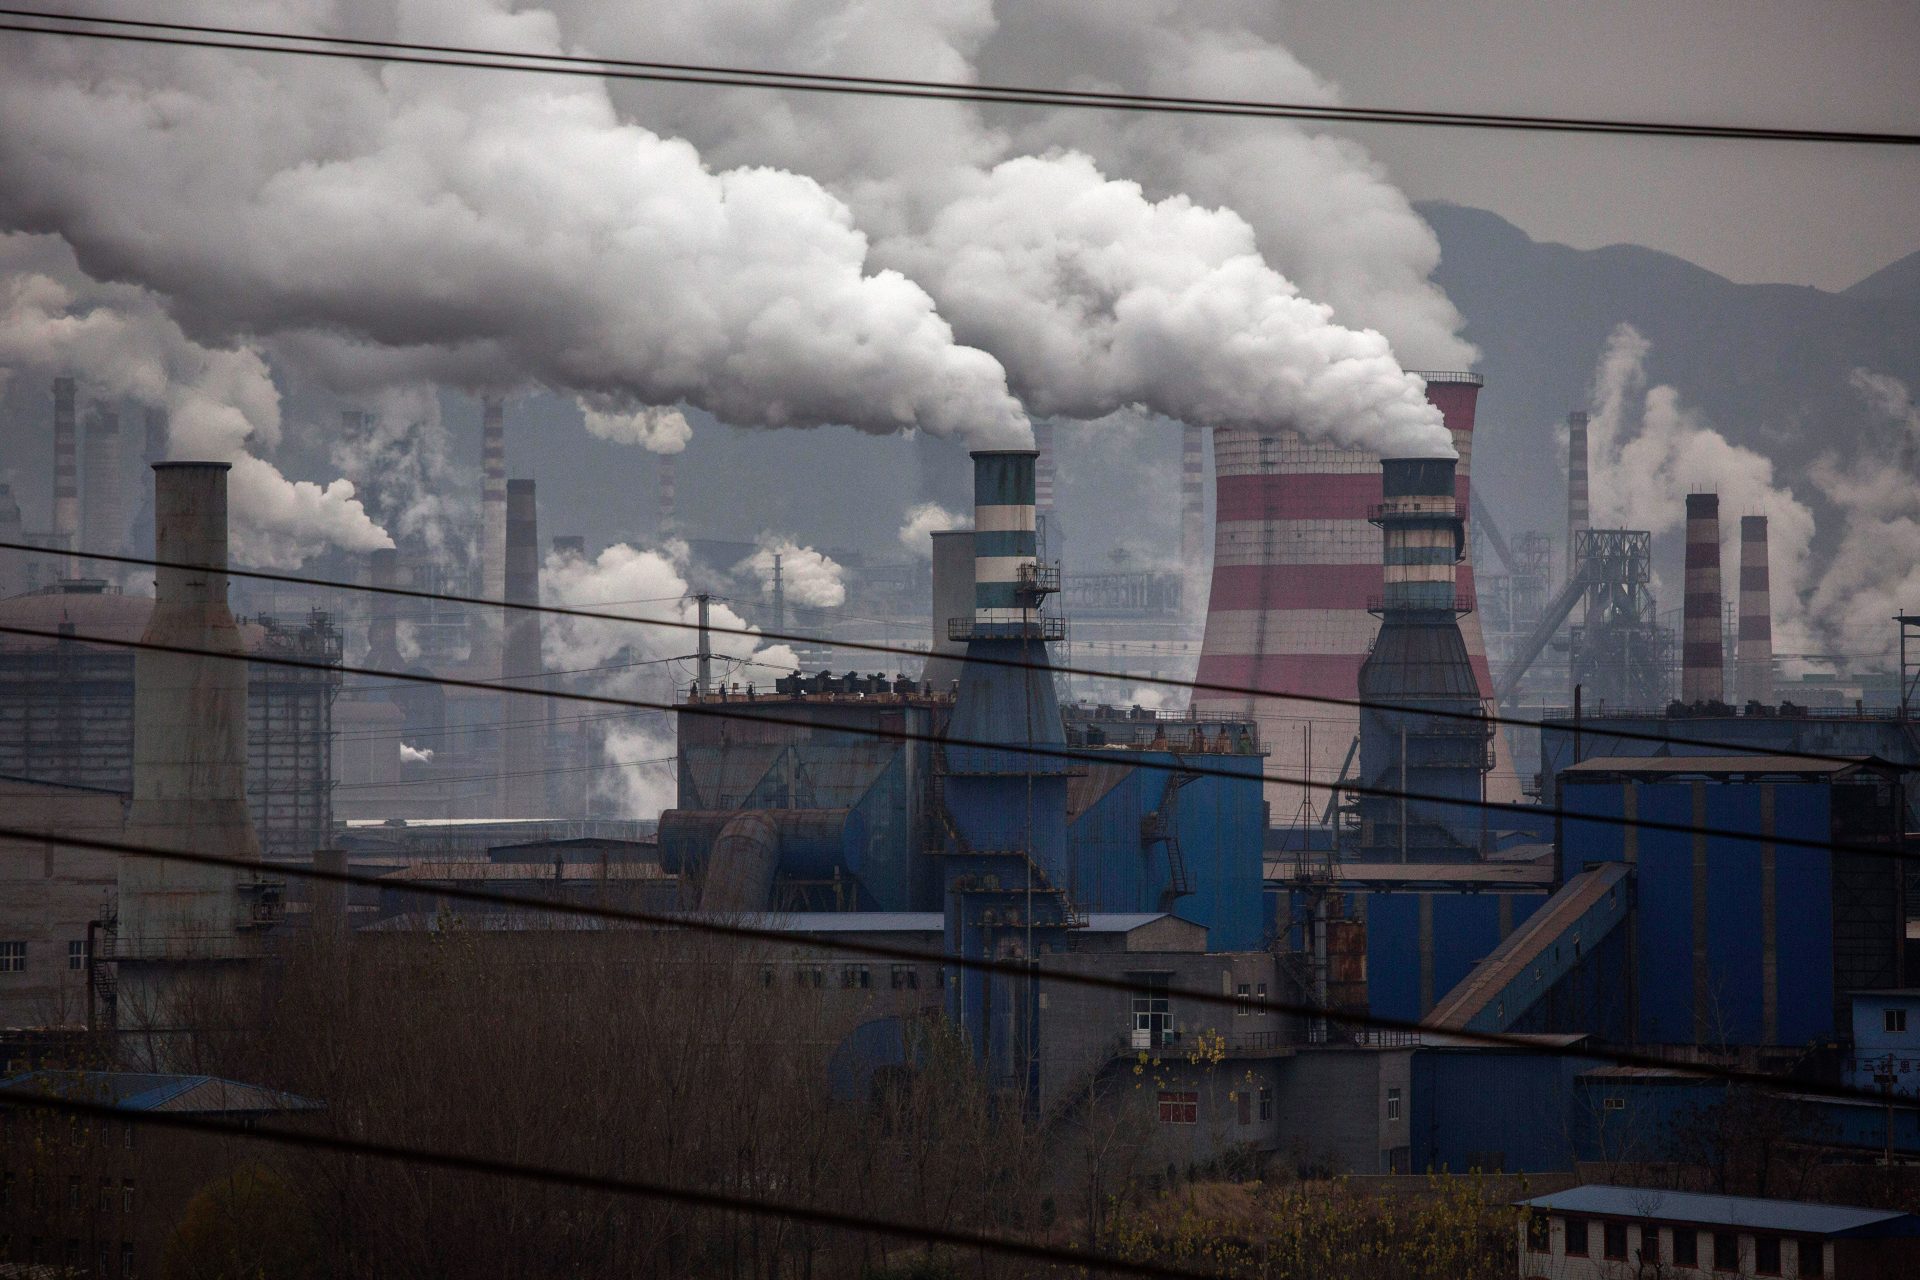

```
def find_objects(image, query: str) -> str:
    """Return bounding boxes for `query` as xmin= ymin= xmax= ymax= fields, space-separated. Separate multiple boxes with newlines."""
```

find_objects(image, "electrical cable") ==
xmin=2 ymin=537 xmax=1897 ymax=775
xmin=0 ymin=1090 xmax=1207 ymax=1280
xmin=3 ymin=8 xmax=1917 ymax=146
xmin=16 ymin=819 xmax=1919 ymax=1113
xmin=5 ymin=617 xmax=1912 ymax=871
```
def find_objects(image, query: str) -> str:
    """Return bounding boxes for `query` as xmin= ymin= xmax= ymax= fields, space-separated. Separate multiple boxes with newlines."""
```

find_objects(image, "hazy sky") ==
xmin=1266 ymin=0 xmax=1920 ymax=289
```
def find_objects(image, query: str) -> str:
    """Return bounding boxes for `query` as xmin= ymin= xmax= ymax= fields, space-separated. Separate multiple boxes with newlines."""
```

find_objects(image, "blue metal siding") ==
xmin=1776 ymin=789 xmax=1835 ymax=1046
xmin=1632 ymin=787 xmax=1698 ymax=1044
xmin=1704 ymin=786 xmax=1766 ymax=1043
xmin=1410 ymin=1051 xmax=1600 ymax=1173
xmin=1367 ymin=893 xmax=1421 ymax=1021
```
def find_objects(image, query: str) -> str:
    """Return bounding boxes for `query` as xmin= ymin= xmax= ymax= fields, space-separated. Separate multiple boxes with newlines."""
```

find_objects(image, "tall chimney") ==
xmin=500 ymin=478 xmax=546 ymax=817
xmin=119 ymin=462 xmax=263 ymax=963
xmin=1681 ymin=492 xmax=1724 ymax=704
xmin=923 ymin=528 xmax=974 ymax=687
xmin=657 ymin=452 xmax=678 ymax=536
xmin=0 ymin=484 xmax=22 ymax=598
xmin=1566 ymin=411 xmax=1590 ymax=570
xmin=365 ymin=548 xmax=403 ymax=671
xmin=480 ymin=396 xmax=507 ymax=601
xmin=1179 ymin=425 xmax=1208 ymax=613
xmin=82 ymin=401 xmax=126 ymax=559
xmin=52 ymin=377 xmax=78 ymax=561
xmin=1736 ymin=515 xmax=1774 ymax=705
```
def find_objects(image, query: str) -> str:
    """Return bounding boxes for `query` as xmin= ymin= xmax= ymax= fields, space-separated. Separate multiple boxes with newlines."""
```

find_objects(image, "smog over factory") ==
xmin=2 ymin=2 xmax=1920 ymax=1276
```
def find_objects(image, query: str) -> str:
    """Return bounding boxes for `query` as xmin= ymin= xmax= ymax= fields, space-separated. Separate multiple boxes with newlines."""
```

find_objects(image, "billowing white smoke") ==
xmin=0 ymin=235 xmax=389 ymax=565
xmin=579 ymin=401 xmax=692 ymax=455
xmin=542 ymin=540 xmax=796 ymax=818
xmin=886 ymin=154 xmax=1451 ymax=455
xmin=329 ymin=386 xmax=467 ymax=557
xmin=1585 ymin=324 xmax=1816 ymax=658
xmin=737 ymin=536 xmax=846 ymax=610
xmin=897 ymin=500 xmax=968 ymax=558
xmin=399 ymin=743 xmax=435 ymax=764
xmin=1806 ymin=370 xmax=1920 ymax=665
xmin=0 ymin=1 xmax=1028 ymax=449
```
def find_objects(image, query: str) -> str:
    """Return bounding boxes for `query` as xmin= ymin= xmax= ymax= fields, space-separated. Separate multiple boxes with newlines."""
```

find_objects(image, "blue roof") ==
xmin=0 ymin=1072 xmax=323 ymax=1116
xmin=1519 ymin=1185 xmax=1920 ymax=1237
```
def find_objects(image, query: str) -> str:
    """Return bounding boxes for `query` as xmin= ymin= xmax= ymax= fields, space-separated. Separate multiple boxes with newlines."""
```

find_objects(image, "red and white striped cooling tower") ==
xmin=1192 ymin=372 xmax=1522 ymax=820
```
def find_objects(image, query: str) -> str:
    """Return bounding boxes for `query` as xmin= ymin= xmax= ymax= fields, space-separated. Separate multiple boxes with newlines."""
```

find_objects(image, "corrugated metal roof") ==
xmin=1517 ymin=1185 xmax=1920 ymax=1236
xmin=1562 ymin=754 xmax=1872 ymax=776
xmin=0 ymin=1071 xmax=322 ymax=1115
xmin=379 ymin=861 xmax=668 ymax=882
xmin=1081 ymin=913 xmax=1176 ymax=932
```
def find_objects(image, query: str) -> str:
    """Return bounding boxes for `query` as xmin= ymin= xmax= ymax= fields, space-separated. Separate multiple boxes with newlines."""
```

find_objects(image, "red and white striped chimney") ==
xmin=1192 ymin=371 xmax=1520 ymax=817
xmin=480 ymin=395 xmax=507 ymax=602
xmin=1566 ymin=411 xmax=1590 ymax=569
xmin=1179 ymin=425 xmax=1207 ymax=605
xmin=1681 ymin=492 xmax=1724 ymax=704
xmin=1736 ymin=514 xmax=1773 ymax=705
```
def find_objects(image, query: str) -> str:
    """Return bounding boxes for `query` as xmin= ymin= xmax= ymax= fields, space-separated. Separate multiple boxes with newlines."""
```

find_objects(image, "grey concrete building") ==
xmin=0 ymin=776 xmax=126 ymax=1029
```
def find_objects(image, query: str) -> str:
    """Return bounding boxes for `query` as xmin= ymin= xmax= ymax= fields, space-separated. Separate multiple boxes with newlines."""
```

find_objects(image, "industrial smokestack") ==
xmin=1682 ymin=492 xmax=1724 ymax=704
xmin=1179 ymin=425 xmax=1207 ymax=612
xmin=0 ymin=484 xmax=21 ymax=597
xmin=481 ymin=395 xmax=507 ymax=602
xmin=1033 ymin=420 xmax=1056 ymax=518
xmin=1193 ymin=370 xmax=1517 ymax=817
xmin=1736 ymin=514 xmax=1774 ymax=706
xmin=1566 ymin=411 xmax=1590 ymax=569
xmin=924 ymin=528 xmax=974 ymax=687
xmin=82 ymin=401 xmax=126 ymax=559
xmin=119 ymin=462 xmax=264 ymax=963
xmin=365 ymin=548 xmax=403 ymax=671
xmin=657 ymin=451 xmax=678 ymax=535
xmin=501 ymin=478 xmax=546 ymax=817
xmin=52 ymin=377 xmax=77 ymax=560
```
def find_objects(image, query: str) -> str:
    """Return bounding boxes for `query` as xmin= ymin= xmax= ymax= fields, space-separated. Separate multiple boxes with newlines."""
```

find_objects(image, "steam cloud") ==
xmin=1584 ymin=324 xmax=1816 ymax=660
xmin=579 ymin=401 xmax=693 ymax=455
xmin=738 ymin=536 xmax=847 ymax=610
xmin=0 ymin=235 xmax=389 ymax=565
xmin=897 ymin=501 xmax=968 ymax=558
xmin=1806 ymin=370 xmax=1920 ymax=664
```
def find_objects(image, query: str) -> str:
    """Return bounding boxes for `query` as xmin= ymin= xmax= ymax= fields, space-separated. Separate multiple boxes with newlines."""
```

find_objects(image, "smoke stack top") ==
xmin=969 ymin=449 xmax=1050 ymax=638
xmin=1375 ymin=457 xmax=1465 ymax=615
xmin=1682 ymin=492 xmax=1724 ymax=703
xmin=1737 ymin=514 xmax=1774 ymax=705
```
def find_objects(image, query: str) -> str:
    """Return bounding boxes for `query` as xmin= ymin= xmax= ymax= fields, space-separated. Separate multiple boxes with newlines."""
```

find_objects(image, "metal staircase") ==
xmin=1141 ymin=767 xmax=1200 ymax=907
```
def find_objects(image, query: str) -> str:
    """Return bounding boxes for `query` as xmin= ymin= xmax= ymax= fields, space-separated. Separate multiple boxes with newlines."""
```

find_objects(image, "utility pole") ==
xmin=695 ymin=592 xmax=712 ymax=697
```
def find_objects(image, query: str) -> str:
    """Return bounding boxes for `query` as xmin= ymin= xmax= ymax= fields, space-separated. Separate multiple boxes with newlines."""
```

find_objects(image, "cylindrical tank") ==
xmin=1682 ymin=492 xmax=1723 ymax=703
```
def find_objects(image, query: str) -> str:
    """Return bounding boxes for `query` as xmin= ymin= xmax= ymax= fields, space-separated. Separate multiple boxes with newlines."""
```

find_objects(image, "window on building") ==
xmin=890 ymin=965 xmax=918 ymax=990
xmin=1131 ymin=974 xmax=1172 ymax=1048
xmin=121 ymin=1179 xmax=133 ymax=1213
xmin=97 ymin=1177 xmax=110 ymax=1211
xmin=0 ymin=943 xmax=23 ymax=973
xmin=1564 ymin=1217 xmax=1589 ymax=1257
xmin=1754 ymin=1235 xmax=1781 ymax=1275
xmin=1713 ymin=1230 xmax=1738 ymax=1272
xmin=1887 ymin=1008 xmax=1908 ymax=1033
xmin=759 ymin=966 xmax=776 ymax=988
xmin=841 ymin=965 xmax=870 ymax=990
xmin=1156 ymin=1091 xmax=1198 ymax=1124
xmin=1385 ymin=1087 xmax=1402 ymax=1122
xmin=1255 ymin=982 xmax=1268 ymax=1008
xmin=1798 ymin=1238 xmax=1823 ymax=1277
xmin=1638 ymin=1226 xmax=1660 ymax=1264
xmin=1673 ymin=1228 xmax=1697 ymax=1267
xmin=1258 ymin=1086 xmax=1272 ymax=1121
xmin=1526 ymin=1211 xmax=1550 ymax=1251
xmin=66 ymin=1176 xmax=80 ymax=1209
xmin=122 ymin=1243 xmax=133 ymax=1276
xmin=123 ymin=1122 xmax=135 ymax=1151
xmin=1603 ymin=1096 xmax=1626 ymax=1111
xmin=796 ymin=965 xmax=824 ymax=989
xmin=1603 ymin=1221 xmax=1627 ymax=1261
xmin=1235 ymin=982 xmax=1251 ymax=1013
xmin=1236 ymin=1091 xmax=1251 ymax=1125
xmin=67 ymin=940 xmax=88 ymax=972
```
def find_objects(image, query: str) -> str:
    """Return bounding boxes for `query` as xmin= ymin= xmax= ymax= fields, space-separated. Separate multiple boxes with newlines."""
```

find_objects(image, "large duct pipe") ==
xmin=365 ymin=548 xmax=403 ymax=671
xmin=120 ymin=462 xmax=262 ymax=961
xmin=1736 ymin=515 xmax=1774 ymax=705
xmin=501 ymin=478 xmax=546 ymax=817
xmin=82 ymin=402 xmax=126 ymax=559
xmin=923 ymin=528 xmax=974 ymax=686
xmin=480 ymin=395 xmax=507 ymax=603
xmin=1682 ymin=492 xmax=1724 ymax=703
xmin=52 ymin=377 xmax=78 ymax=557
xmin=657 ymin=808 xmax=863 ymax=911
xmin=1193 ymin=370 xmax=1517 ymax=817
xmin=1566 ymin=411 xmax=1590 ymax=569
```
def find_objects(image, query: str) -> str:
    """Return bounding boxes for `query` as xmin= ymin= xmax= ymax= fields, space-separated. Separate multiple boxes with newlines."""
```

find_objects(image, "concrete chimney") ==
xmin=1736 ymin=514 xmax=1774 ymax=705
xmin=1179 ymin=425 xmax=1208 ymax=614
xmin=1566 ymin=411 xmax=1589 ymax=569
xmin=119 ymin=462 xmax=264 ymax=964
xmin=501 ymin=478 xmax=546 ymax=817
xmin=923 ymin=528 xmax=974 ymax=687
xmin=365 ymin=548 xmax=403 ymax=671
xmin=52 ymin=377 xmax=78 ymax=560
xmin=480 ymin=395 xmax=507 ymax=601
xmin=82 ymin=401 xmax=126 ymax=559
xmin=1681 ymin=492 xmax=1724 ymax=703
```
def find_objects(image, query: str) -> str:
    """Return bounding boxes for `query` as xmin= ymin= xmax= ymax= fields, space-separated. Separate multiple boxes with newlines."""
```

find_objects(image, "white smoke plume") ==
xmin=329 ymin=386 xmax=467 ymax=557
xmin=578 ymin=400 xmax=693 ymax=455
xmin=542 ymin=540 xmax=796 ymax=818
xmin=1805 ymin=370 xmax=1920 ymax=665
xmin=0 ymin=1 xmax=1029 ymax=449
xmin=897 ymin=500 xmax=968 ymax=558
xmin=0 ymin=235 xmax=389 ymax=565
xmin=399 ymin=743 xmax=435 ymax=764
xmin=737 ymin=536 xmax=847 ymax=610
xmin=1585 ymin=324 xmax=1816 ymax=658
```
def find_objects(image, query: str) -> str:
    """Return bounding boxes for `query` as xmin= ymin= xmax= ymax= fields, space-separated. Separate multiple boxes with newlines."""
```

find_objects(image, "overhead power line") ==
xmin=3 ymin=9 xmax=1916 ymax=146
xmin=0 ymin=538 xmax=1894 ymax=774
xmin=14 ymin=818 xmax=1917 ymax=1112
xmin=4 ymin=618 xmax=1914 ymax=873
xmin=0 ymin=1090 xmax=1204 ymax=1280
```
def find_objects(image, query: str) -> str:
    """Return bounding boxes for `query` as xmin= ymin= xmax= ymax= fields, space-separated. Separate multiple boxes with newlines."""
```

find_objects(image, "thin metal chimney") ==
xmin=52 ymin=377 xmax=78 ymax=563
xmin=82 ymin=401 xmax=126 ymax=559
xmin=923 ymin=528 xmax=974 ymax=687
xmin=481 ymin=396 xmax=507 ymax=601
xmin=500 ymin=478 xmax=546 ymax=817
xmin=119 ymin=462 xmax=264 ymax=963
xmin=1736 ymin=514 xmax=1774 ymax=705
xmin=1566 ymin=411 xmax=1589 ymax=570
xmin=1681 ymin=492 xmax=1724 ymax=703
xmin=365 ymin=548 xmax=403 ymax=671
